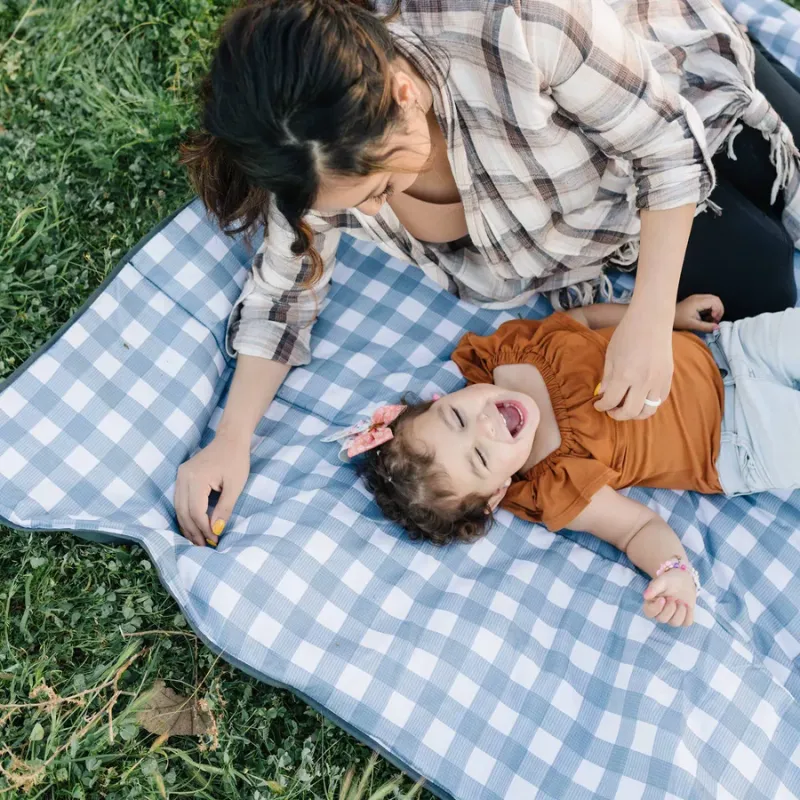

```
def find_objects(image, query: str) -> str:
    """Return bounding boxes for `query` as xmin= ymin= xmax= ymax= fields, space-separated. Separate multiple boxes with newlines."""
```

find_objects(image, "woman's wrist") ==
xmin=636 ymin=206 xmax=694 ymax=303
xmin=214 ymin=355 xmax=290 ymax=448
xmin=627 ymin=289 xmax=675 ymax=328
xmin=214 ymin=421 xmax=253 ymax=449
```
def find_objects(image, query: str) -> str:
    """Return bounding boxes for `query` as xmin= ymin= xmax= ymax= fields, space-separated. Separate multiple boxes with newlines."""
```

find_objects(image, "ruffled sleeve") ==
xmin=451 ymin=318 xmax=552 ymax=384
xmin=503 ymin=456 xmax=619 ymax=532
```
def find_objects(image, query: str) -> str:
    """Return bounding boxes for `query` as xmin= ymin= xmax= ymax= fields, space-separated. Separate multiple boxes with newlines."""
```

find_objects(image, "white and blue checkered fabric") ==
xmin=2 ymin=196 xmax=800 ymax=799
xmin=724 ymin=0 xmax=800 ymax=75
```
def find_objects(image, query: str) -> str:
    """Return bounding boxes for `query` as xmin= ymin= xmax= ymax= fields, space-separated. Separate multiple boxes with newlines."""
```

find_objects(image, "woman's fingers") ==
xmin=629 ymin=391 xmax=663 ymax=421
xmin=593 ymin=377 xmax=628 ymax=413
xmin=209 ymin=479 xmax=246 ymax=546
xmin=605 ymin=384 xmax=662 ymax=421
xmin=609 ymin=385 xmax=648 ymax=421
xmin=173 ymin=481 xmax=188 ymax=539
xmin=188 ymin=482 xmax=214 ymax=545
xmin=599 ymin=383 xmax=666 ymax=421
xmin=175 ymin=478 xmax=205 ymax=547
xmin=630 ymin=375 xmax=672 ymax=421
xmin=596 ymin=374 xmax=672 ymax=421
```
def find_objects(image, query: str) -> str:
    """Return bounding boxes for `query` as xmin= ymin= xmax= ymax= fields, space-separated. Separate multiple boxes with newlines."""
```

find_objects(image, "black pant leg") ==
xmin=712 ymin=127 xmax=781 ymax=217
xmin=713 ymin=41 xmax=800 ymax=216
xmin=678 ymin=177 xmax=796 ymax=320
xmin=750 ymin=38 xmax=800 ymax=137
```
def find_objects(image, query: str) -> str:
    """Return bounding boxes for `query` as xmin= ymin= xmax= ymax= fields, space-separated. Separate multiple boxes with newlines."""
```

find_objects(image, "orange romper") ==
xmin=451 ymin=313 xmax=725 ymax=531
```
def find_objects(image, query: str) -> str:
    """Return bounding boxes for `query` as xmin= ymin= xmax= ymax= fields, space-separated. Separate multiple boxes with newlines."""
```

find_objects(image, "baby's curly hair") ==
xmin=357 ymin=400 xmax=494 ymax=546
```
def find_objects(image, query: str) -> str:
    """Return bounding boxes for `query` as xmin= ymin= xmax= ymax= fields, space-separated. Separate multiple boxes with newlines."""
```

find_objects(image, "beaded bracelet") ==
xmin=656 ymin=559 xmax=701 ymax=592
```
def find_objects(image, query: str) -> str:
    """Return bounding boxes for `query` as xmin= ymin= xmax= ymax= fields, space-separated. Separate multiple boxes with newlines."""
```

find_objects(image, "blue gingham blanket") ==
xmin=724 ymin=0 xmax=800 ymax=76
xmin=2 ymin=201 xmax=800 ymax=800
xmin=2 ymin=7 xmax=800 ymax=792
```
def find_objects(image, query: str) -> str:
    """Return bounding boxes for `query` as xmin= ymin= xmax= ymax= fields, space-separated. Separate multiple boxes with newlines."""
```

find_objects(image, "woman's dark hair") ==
xmin=358 ymin=400 xmax=494 ymax=546
xmin=180 ymin=0 xmax=405 ymax=285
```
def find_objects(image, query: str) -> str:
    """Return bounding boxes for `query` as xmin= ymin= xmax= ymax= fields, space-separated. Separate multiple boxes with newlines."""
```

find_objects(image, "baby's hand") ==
xmin=674 ymin=294 xmax=724 ymax=333
xmin=642 ymin=570 xmax=696 ymax=627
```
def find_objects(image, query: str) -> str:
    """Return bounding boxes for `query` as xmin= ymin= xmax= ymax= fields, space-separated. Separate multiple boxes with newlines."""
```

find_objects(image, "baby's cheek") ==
xmin=498 ymin=459 xmax=519 ymax=482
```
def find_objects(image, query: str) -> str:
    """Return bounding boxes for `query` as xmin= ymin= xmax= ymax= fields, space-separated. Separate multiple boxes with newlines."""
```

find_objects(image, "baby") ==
xmin=350 ymin=296 xmax=800 ymax=628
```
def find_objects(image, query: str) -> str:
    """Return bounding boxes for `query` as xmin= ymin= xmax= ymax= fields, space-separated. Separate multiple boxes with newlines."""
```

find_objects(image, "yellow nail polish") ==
xmin=593 ymin=383 xmax=602 ymax=397
xmin=212 ymin=519 xmax=225 ymax=536
xmin=205 ymin=538 xmax=217 ymax=548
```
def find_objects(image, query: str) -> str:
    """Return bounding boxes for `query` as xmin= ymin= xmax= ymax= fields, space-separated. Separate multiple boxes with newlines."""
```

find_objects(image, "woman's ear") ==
xmin=485 ymin=478 xmax=512 ymax=514
xmin=390 ymin=69 xmax=420 ymax=112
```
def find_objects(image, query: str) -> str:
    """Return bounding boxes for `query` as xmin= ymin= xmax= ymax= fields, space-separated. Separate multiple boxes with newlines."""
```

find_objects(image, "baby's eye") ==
xmin=476 ymin=449 xmax=487 ymax=468
xmin=454 ymin=409 xmax=465 ymax=427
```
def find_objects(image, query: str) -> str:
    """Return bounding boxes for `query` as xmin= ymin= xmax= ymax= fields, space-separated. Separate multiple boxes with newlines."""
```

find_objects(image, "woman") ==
xmin=175 ymin=0 xmax=800 ymax=546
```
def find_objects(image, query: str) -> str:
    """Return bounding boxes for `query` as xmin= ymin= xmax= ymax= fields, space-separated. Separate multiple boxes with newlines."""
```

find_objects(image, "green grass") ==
xmin=0 ymin=1 xmax=428 ymax=797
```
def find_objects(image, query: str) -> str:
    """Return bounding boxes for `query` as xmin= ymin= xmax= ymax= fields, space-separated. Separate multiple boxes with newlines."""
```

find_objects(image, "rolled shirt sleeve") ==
xmin=522 ymin=0 xmax=715 ymax=210
xmin=226 ymin=206 xmax=340 ymax=366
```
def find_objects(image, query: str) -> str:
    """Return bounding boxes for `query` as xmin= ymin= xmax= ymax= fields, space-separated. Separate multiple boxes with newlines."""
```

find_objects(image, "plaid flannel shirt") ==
xmin=227 ymin=0 xmax=799 ymax=365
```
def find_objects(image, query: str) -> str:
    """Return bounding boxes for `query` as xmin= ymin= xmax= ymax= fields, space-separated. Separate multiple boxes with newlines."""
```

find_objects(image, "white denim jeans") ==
xmin=708 ymin=308 xmax=800 ymax=496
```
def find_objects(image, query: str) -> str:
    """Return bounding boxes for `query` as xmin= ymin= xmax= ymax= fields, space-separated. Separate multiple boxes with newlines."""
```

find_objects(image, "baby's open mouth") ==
xmin=496 ymin=401 xmax=526 ymax=437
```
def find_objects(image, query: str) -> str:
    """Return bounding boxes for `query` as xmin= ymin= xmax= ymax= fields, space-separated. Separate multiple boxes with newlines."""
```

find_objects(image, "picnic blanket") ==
xmin=724 ymin=0 xmax=800 ymax=76
xmin=3 ymin=5 xmax=800 ymax=793
xmin=3 ymin=201 xmax=800 ymax=800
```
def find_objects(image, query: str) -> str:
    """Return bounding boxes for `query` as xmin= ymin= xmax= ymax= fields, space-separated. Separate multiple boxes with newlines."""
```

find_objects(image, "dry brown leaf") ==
xmin=136 ymin=680 xmax=214 ymax=739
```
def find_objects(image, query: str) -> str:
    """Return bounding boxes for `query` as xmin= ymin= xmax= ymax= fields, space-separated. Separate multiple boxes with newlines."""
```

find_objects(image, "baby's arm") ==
xmin=565 ymin=295 xmax=724 ymax=333
xmin=567 ymin=487 xmax=696 ymax=626
xmin=564 ymin=304 xmax=628 ymax=330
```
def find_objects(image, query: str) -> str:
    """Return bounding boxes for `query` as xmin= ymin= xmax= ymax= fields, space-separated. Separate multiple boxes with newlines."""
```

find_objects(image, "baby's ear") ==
xmin=485 ymin=478 xmax=512 ymax=513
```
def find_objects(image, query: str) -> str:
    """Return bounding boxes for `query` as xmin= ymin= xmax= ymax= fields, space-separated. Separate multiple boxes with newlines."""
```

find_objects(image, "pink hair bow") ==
xmin=322 ymin=405 xmax=407 ymax=460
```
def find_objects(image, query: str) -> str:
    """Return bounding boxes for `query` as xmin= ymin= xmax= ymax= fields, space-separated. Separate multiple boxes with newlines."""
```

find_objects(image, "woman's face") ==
xmin=311 ymin=64 xmax=433 ymax=216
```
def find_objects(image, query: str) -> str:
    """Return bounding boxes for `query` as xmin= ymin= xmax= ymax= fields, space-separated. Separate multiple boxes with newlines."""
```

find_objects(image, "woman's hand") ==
xmin=674 ymin=294 xmax=724 ymax=332
xmin=173 ymin=354 xmax=289 ymax=547
xmin=594 ymin=306 xmax=674 ymax=421
xmin=642 ymin=570 xmax=696 ymax=627
xmin=174 ymin=432 xmax=251 ymax=547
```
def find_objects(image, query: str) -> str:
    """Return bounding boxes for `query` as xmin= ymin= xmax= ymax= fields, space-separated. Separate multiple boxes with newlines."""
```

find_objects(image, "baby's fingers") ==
xmin=643 ymin=575 xmax=670 ymax=601
xmin=690 ymin=319 xmax=720 ymax=333
xmin=655 ymin=598 xmax=678 ymax=624
xmin=643 ymin=596 xmax=666 ymax=619
xmin=706 ymin=295 xmax=725 ymax=321
xmin=668 ymin=603 xmax=687 ymax=627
